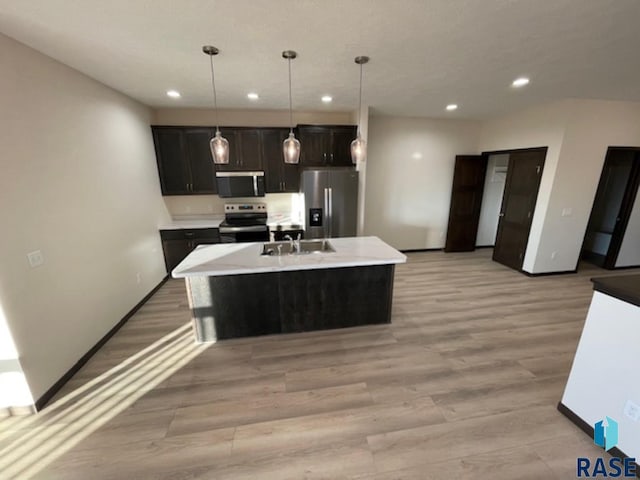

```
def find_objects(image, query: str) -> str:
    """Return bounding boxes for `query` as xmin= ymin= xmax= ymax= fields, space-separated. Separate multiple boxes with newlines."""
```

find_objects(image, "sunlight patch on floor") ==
xmin=0 ymin=322 xmax=209 ymax=479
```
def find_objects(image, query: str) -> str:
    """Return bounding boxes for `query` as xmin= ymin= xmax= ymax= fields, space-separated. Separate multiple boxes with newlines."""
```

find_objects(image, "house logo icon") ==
xmin=594 ymin=416 xmax=618 ymax=451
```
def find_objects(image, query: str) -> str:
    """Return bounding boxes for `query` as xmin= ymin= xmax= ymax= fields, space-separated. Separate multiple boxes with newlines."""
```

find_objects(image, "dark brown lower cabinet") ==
xmin=160 ymin=228 xmax=220 ymax=273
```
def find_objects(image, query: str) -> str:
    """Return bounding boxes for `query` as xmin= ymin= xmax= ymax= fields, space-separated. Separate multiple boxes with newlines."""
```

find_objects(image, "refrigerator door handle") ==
xmin=327 ymin=187 xmax=333 ymax=238
xmin=323 ymin=187 xmax=329 ymax=239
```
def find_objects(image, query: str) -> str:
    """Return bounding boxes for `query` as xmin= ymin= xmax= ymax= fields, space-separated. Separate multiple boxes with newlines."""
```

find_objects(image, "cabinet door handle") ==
xmin=323 ymin=153 xmax=327 ymax=162
xmin=330 ymin=153 xmax=334 ymax=162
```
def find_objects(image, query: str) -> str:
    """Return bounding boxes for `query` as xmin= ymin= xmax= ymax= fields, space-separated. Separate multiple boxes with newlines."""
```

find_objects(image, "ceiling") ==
xmin=1 ymin=0 xmax=640 ymax=119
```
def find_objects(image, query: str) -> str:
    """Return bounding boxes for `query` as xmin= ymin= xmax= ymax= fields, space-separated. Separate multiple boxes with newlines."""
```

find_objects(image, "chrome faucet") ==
xmin=284 ymin=234 xmax=296 ymax=253
xmin=284 ymin=233 xmax=302 ymax=254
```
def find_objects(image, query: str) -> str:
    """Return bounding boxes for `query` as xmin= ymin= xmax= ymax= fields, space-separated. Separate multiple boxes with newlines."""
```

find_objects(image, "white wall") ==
xmin=476 ymin=154 xmax=509 ymax=246
xmin=478 ymin=101 xmax=570 ymax=272
xmin=616 ymin=189 xmax=640 ymax=267
xmin=0 ymin=33 xmax=170 ymax=403
xmin=479 ymin=98 xmax=640 ymax=273
xmin=533 ymin=99 xmax=640 ymax=272
xmin=363 ymin=115 xmax=480 ymax=250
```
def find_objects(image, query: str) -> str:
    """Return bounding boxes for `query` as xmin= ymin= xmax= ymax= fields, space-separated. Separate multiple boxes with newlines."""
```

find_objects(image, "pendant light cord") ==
xmin=288 ymin=58 xmax=294 ymax=134
xmin=209 ymin=54 xmax=220 ymax=132
xmin=357 ymin=62 xmax=363 ymax=136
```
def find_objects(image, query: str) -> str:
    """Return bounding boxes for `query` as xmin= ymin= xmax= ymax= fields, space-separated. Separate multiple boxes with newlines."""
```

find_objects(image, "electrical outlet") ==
xmin=27 ymin=250 xmax=44 ymax=268
xmin=551 ymin=251 xmax=557 ymax=259
xmin=624 ymin=400 xmax=640 ymax=422
xmin=136 ymin=272 xmax=142 ymax=284
xmin=561 ymin=207 xmax=573 ymax=217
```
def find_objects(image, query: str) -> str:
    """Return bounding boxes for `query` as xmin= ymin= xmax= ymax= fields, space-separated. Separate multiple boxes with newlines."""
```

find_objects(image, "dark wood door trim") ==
xmin=603 ymin=148 xmax=640 ymax=268
xmin=481 ymin=146 xmax=549 ymax=157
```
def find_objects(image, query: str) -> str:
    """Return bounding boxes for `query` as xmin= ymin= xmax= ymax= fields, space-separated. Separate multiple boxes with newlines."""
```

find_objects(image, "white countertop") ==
xmin=159 ymin=216 xmax=224 ymax=230
xmin=172 ymin=236 xmax=406 ymax=278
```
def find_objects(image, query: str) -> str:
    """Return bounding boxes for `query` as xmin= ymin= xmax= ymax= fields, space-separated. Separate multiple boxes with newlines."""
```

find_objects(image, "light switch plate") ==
xmin=624 ymin=399 xmax=640 ymax=422
xmin=27 ymin=250 xmax=44 ymax=268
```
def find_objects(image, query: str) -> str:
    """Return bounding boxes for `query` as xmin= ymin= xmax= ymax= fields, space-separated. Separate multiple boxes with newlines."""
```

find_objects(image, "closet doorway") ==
xmin=444 ymin=147 xmax=547 ymax=272
xmin=581 ymin=147 xmax=640 ymax=269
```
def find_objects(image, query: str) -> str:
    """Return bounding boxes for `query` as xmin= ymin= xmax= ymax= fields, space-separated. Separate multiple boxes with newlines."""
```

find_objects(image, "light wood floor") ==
xmin=1 ymin=249 xmax=635 ymax=479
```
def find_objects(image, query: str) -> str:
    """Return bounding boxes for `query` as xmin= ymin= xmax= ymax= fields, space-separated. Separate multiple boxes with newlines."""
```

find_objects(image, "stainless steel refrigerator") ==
xmin=301 ymin=168 xmax=359 ymax=239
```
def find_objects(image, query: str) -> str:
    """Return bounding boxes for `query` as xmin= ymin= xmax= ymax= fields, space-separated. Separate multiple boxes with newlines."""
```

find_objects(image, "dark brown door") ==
xmin=262 ymin=128 xmax=290 ymax=192
xmin=184 ymin=128 xmax=217 ymax=194
xmin=582 ymin=148 xmax=640 ymax=268
xmin=444 ymin=155 xmax=488 ymax=252
xmin=298 ymin=126 xmax=330 ymax=166
xmin=152 ymin=127 xmax=190 ymax=195
xmin=493 ymin=149 xmax=546 ymax=270
xmin=237 ymin=129 xmax=263 ymax=170
xmin=215 ymin=128 xmax=241 ymax=171
xmin=329 ymin=126 xmax=357 ymax=166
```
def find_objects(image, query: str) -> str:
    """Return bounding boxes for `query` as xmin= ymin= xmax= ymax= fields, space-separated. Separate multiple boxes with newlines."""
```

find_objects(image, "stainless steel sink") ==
xmin=261 ymin=239 xmax=335 ymax=256
xmin=297 ymin=239 xmax=335 ymax=253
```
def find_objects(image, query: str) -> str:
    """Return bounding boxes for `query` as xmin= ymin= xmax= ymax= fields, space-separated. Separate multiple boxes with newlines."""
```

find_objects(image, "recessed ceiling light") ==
xmin=166 ymin=90 xmax=181 ymax=98
xmin=446 ymin=104 xmax=458 ymax=111
xmin=247 ymin=92 xmax=259 ymax=100
xmin=511 ymin=77 xmax=530 ymax=88
xmin=321 ymin=95 xmax=333 ymax=103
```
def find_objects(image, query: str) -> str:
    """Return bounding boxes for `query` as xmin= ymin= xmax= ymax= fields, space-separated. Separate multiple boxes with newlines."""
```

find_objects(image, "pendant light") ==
xmin=202 ymin=45 xmax=229 ymax=164
xmin=282 ymin=50 xmax=301 ymax=164
xmin=351 ymin=55 xmax=369 ymax=164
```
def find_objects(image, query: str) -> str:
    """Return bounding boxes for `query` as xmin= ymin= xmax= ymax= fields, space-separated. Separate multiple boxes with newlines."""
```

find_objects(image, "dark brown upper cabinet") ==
xmin=262 ymin=128 xmax=300 ymax=193
xmin=152 ymin=126 xmax=217 ymax=195
xmin=297 ymin=125 xmax=357 ymax=167
xmin=152 ymin=125 xmax=356 ymax=196
xmin=215 ymin=127 xmax=263 ymax=171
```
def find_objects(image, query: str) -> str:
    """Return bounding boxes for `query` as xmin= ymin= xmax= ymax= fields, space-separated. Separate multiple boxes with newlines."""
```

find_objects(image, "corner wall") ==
xmin=363 ymin=115 xmax=480 ymax=250
xmin=480 ymin=99 xmax=640 ymax=273
xmin=0 ymin=33 xmax=170 ymax=402
xmin=533 ymin=99 xmax=640 ymax=272
xmin=478 ymin=101 xmax=571 ymax=272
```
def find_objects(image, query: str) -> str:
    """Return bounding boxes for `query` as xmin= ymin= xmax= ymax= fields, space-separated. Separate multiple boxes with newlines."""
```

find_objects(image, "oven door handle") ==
xmin=218 ymin=225 xmax=269 ymax=233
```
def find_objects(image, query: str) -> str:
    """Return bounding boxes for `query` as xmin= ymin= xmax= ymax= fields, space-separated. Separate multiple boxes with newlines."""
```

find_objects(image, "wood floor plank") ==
xmin=3 ymin=249 xmax=635 ymax=479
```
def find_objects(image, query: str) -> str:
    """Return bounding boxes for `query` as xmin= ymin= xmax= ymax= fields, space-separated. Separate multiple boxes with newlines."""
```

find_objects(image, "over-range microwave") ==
xmin=216 ymin=171 xmax=265 ymax=198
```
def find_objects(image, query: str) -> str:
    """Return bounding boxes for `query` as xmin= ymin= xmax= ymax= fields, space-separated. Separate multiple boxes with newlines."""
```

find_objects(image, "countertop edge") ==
xmin=172 ymin=257 xmax=407 ymax=278
xmin=591 ymin=275 xmax=640 ymax=308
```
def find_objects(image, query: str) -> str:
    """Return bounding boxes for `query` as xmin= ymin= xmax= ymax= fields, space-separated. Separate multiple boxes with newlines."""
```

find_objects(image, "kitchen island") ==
xmin=172 ymin=236 xmax=407 ymax=342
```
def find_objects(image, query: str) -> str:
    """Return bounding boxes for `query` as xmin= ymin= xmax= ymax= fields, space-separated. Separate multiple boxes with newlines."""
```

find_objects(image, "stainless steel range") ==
xmin=218 ymin=203 xmax=269 ymax=243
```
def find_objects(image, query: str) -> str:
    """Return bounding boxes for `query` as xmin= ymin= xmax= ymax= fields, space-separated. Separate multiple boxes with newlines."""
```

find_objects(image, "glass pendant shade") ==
xmin=210 ymin=130 xmax=229 ymax=164
xmin=283 ymin=132 xmax=301 ymax=164
xmin=352 ymin=55 xmax=369 ymax=165
xmin=350 ymin=134 xmax=367 ymax=164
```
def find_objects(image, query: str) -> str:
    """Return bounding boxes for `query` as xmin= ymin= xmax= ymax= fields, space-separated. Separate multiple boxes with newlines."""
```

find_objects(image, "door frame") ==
xmin=581 ymin=146 xmax=640 ymax=269
xmin=481 ymin=146 xmax=548 ymax=272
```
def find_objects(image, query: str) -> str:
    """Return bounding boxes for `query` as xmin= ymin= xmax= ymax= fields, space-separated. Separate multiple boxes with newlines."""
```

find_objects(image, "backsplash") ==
xmin=163 ymin=193 xmax=303 ymax=223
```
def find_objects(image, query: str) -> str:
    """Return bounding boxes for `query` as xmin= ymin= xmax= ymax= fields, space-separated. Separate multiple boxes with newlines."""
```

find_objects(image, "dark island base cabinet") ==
xmin=160 ymin=229 xmax=220 ymax=273
xmin=187 ymin=264 xmax=395 ymax=342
